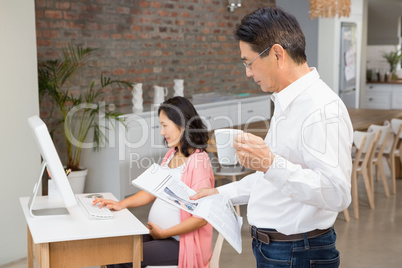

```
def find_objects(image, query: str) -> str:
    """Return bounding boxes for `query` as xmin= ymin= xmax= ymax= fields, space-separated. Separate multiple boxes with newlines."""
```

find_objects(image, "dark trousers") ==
xmin=107 ymin=234 xmax=180 ymax=268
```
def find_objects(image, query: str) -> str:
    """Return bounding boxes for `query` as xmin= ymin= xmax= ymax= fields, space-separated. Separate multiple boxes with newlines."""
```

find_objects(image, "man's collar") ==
xmin=271 ymin=67 xmax=319 ymax=112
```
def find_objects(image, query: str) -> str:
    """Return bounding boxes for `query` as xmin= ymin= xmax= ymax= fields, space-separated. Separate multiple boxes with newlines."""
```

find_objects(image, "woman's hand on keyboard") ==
xmin=93 ymin=198 xmax=123 ymax=211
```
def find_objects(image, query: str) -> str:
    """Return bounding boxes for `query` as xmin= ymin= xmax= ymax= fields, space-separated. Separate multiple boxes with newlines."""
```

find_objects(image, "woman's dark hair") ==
xmin=158 ymin=96 xmax=208 ymax=157
xmin=235 ymin=6 xmax=307 ymax=65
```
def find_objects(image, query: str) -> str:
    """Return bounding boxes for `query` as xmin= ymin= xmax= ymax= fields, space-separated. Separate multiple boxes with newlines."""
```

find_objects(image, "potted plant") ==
xmin=38 ymin=43 xmax=132 ymax=193
xmin=382 ymin=48 xmax=402 ymax=80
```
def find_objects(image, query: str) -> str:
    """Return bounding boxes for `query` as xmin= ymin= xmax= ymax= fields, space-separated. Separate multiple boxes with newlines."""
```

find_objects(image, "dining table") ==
xmin=347 ymin=108 xmax=402 ymax=131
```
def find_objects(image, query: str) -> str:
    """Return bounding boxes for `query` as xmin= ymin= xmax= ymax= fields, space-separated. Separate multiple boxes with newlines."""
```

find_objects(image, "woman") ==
xmin=95 ymin=96 xmax=214 ymax=268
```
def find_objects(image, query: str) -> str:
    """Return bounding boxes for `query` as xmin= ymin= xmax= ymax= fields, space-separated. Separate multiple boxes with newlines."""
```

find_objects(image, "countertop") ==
xmin=367 ymin=79 xmax=402 ymax=85
xmin=118 ymin=93 xmax=269 ymax=116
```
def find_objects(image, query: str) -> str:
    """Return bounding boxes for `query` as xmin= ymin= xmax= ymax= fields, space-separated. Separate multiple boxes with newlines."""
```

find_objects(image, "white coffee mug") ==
xmin=153 ymin=85 xmax=168 ymax=105
xmin=214 ymin=128 xmax=244 ymax=165
xmin=132 ymin=83 xmax=143 ymax=112
xmin=173 ymin=79 xmax=184 ymax=97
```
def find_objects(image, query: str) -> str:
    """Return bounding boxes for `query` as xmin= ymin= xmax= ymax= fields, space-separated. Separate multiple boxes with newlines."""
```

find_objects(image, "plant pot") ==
xmin=68 ymin=169 xmax=88 ymax=194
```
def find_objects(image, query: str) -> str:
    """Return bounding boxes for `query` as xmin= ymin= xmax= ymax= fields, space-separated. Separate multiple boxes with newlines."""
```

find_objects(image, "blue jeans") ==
xmin=252 ymin=228 xmax=339 ymax=267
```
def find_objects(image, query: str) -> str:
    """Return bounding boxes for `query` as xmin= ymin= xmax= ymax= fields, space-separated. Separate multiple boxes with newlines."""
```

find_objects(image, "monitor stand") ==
xmin=28 ymin=161 xmax=69 ymax=217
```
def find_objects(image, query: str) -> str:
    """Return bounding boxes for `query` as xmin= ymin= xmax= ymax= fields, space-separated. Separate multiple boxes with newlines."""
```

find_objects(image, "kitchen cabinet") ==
xmin=363 ymin=83 xmax=402 ymax=110
xmin=364 ymin=84 xmax=392 ymax=109
xmin=196 ymin=103 xmax=230 ymax=130
xmin=118 ymin=115 xmax=152 ymax=196
xmin=392 ymin=91 xmax=402 ymax=110
xmin=229 ymin=97 xmax=271 ymax=125
xmin=82 ymin=95 xmax=271 ymax=200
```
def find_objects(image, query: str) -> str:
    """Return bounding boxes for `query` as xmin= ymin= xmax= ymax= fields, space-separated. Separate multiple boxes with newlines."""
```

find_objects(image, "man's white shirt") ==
xmin=218 ymin=68 xmax=353 ymax=235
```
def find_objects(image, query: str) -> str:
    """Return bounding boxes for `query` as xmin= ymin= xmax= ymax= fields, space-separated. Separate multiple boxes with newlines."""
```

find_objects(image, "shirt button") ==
xmin=289 ymin=193 xmax=294 ymax=198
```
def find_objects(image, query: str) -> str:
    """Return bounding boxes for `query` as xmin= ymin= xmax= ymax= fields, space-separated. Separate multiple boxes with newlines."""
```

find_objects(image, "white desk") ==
xmin=20 ymin=193 xmax=149 ymax=268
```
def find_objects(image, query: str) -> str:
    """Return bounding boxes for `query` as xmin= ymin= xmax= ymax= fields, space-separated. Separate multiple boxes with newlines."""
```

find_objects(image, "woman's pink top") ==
xmin=161 ymin=148 xmax=215 ymax=268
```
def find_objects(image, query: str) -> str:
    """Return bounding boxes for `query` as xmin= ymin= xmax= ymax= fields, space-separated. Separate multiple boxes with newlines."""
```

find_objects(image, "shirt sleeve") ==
xmin=217 ymin=171 xmax=259 ymax=205
xmin=264 ymin=110 xmax=353 ymax=212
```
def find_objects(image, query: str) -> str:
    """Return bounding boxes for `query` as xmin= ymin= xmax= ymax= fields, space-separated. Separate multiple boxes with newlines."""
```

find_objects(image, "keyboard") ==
xmin=76 ymin=195 xmax=114 ymax=220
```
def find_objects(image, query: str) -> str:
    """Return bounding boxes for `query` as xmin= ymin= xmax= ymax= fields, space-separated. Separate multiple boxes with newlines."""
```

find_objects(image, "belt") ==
xmin=249 ymin=225 xmax=332 ymax=244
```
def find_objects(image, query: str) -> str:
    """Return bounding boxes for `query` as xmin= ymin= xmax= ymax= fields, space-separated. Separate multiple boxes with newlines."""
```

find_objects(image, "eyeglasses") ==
xmin=243 ymin=44 xmax=273 ymax=70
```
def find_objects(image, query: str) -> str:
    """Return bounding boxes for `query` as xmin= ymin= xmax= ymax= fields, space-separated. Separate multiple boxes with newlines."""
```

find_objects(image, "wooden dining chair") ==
xmin=368 ymin=122 xmax=391 ymax=198
xmin=392 ymin=119 xmax=402 ymax=172
xmin=350 ymin=130 xmax=376 ymax=219
xmin=211 ymin=159 xmax=253 ymax=216
xmin=391 ymin=119 xmax=402 ymax=167
xmin=382 ymin=119 xmax=402 ymax=194
xmin=342 ymin=208 xmax=350 ymax=222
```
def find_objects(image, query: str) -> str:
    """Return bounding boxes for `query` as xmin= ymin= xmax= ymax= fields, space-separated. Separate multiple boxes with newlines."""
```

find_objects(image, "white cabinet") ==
xmin=363 ymin=84 xmax=393 ymax=109
xmin=391 ymin=90 xmax=402 ymax=110
xmin=148 ymin=115 xmax=169 ymax=164
xmin=229 ymin=96 xmax=271 ymax=126
xmin=196 ymin=104 xmax=230 ymax=130
xmin=120 ymin=114 xmax=156 ymax=195
xmin=82 ymin=95 xmax=271 ymax=200
xmin=118 ymin=112 xmax=169 ymax=197
xmin=364 ymin=92 xmax=391 ymax=109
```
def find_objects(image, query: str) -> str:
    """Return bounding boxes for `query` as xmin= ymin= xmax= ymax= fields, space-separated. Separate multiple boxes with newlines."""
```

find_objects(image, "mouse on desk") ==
xmin=85 ymin=194 xmax=103 ymax=199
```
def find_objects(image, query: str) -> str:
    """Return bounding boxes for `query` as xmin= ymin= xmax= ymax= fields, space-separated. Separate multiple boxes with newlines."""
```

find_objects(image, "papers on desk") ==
xmin=132 ymin=163 xmax=243 ymax=254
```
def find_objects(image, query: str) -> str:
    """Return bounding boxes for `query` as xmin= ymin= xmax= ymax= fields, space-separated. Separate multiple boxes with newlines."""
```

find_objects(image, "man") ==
xmin=191 ymin=6 xmax=353 ymax=267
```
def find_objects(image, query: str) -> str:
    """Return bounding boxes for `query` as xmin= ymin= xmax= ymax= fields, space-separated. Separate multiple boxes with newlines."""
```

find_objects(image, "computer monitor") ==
xmin=27 ymin=115 xmax=77 ymax=216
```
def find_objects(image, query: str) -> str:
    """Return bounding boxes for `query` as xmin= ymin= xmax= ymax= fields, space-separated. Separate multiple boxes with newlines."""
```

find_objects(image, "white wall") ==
xmin=276 ymin=0 xmax=319 ymax=68
xmin=367 ymin=0 xmax=402 ymax=45
xmin=0 ymin=0 xmax=40 ymax=265
xmin=318 ymin=0 xmax=364 ymax=108
xmin=366 ymin=45 xmax=402 ymax=71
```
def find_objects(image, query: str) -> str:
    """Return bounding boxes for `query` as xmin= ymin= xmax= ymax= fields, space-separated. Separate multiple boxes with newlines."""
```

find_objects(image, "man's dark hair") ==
xmin=158 ymin=96 xmax=208 ymax=157
xmin=235 ymin=6 xmax=307 ymax=65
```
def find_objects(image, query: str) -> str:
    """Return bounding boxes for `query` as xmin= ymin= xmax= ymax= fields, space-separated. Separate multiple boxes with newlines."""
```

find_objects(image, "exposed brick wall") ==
xmin=35 ymin=0 xmax=274 ymax=163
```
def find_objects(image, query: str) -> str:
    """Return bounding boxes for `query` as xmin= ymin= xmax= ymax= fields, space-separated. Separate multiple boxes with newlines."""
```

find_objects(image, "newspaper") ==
xmin=132 ymin=163 xmax=243 ymax=254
